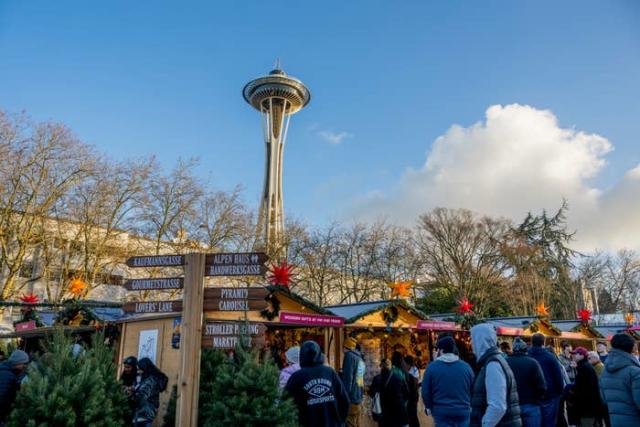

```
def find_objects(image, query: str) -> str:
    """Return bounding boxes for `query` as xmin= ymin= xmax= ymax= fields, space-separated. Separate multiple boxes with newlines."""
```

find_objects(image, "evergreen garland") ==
xmin=260 ymin=293 xmax=281 ymax=321
xmin=8 ymin=330 xmax=128 ymax=426
xmin=55 ymin=298 xmax=100 ymax=326
xmin=382 ymin=306 xmax=399 ymax=324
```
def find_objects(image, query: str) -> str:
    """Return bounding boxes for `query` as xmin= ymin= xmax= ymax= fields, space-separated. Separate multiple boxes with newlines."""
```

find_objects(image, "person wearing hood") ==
xmin=341 ymin=337 xmax=366 ymax=427
xmin=422 ymin=335 xmax=475 ymax=427
xmin=527 ymin=334 xmax=565 ymax=427
xmin=506 ymin=338 xmax=546 ymax=427
xmin=279 ymin=345 xmax=301 ymax=390
xmin=0 ymin=350 xmax=29 ymax=425
xmin=133 ymin=357 xmax=168 ymax=427
xmin=600 ymin=333 xmax=640 ymax=427
xmin=470 ymin=324 xmax=522 ymax=427
xmin=285 ymin=340 xmax=350 ymax=427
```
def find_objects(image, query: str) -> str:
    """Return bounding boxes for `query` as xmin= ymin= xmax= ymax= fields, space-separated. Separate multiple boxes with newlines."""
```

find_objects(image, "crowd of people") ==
xmin=282 ymin=325 xmax=640 ymax=427
xmin=1 ymin=325 xmax=639 ymax=427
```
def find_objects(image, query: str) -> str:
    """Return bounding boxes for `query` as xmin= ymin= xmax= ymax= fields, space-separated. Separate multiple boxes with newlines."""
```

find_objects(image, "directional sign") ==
xmin=126 ymin=255 xmax=185 ymax=268
xmin=204 ymin=252 xmax=268 ymax=277
xmin=122 ymin=300 xmax=183 ymax=314
xmin=201 ymin=321 xmax=266 ymax=349
xmin=203 ymin=287 xmax=269 ymax=311
xmin=124 ymin=277 xmax=184 ymax=291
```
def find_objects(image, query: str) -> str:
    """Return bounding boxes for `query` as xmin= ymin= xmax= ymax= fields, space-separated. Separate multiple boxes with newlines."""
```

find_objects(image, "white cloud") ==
xmin=318 ymin=130 xmax=352 ymax=145
xmin=354 ymin=103 xmax=640 ymax=252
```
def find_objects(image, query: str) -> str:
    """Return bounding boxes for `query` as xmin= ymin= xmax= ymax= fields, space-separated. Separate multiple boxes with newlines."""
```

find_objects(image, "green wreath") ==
xmin=55 ymin=298 xmax=100 ymax=326
xmin=260 ymin=293 xmax=281 ymax=321
xmin=382 ymin=306 xmax=399 ymax=324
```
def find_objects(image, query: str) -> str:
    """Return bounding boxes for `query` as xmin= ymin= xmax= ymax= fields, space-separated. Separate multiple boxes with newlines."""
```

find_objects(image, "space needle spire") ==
xmin=243 ymin=64 xmax=311 ymax=256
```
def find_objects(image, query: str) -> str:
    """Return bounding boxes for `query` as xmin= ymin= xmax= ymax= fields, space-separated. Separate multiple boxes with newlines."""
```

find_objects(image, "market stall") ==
xmin=116 ymin=285 xmax=344 ymax=425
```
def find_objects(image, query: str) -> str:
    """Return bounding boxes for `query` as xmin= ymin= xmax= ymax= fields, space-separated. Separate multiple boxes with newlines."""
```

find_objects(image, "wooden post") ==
xmin=176 ymin=253 xmax=205 ymax=427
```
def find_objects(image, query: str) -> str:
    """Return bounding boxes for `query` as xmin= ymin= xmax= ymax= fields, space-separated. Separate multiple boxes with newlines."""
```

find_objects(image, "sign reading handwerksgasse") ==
xmin=124 ymin=277 xmax=184 ymax=291
xmin=204 ymin=252 xmax=268 ymax=277
xmin=126 ymin=255 xmax=185 ymax=268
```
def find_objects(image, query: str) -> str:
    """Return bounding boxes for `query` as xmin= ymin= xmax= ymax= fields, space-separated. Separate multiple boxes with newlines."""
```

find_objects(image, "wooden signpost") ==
xmin=124 ymin=251 xmax=269 ymax=427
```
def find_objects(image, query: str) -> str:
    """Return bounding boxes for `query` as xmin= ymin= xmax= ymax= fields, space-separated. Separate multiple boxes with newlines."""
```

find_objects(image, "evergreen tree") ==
xmin=199 ymin=345 xmax=297 ymax=427
xmin=8 ymin=331 xmax=128 ymax=427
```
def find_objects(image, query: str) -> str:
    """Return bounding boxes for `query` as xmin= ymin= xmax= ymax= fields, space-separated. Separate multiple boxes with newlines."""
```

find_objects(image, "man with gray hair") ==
xmin=0 ymin=349 xmax=29 ymax=425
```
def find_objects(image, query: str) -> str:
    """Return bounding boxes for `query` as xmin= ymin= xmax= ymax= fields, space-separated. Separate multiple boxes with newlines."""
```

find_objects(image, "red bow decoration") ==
xmin=457 ymin=297 xmax=474 ymax=315
xmin=19 ymin=293 xmax=40 ymax=304
xmin=268 ymin=261 xmax=295 ymax=289
xmin=577 ymin=309 xmax=592 ymax=322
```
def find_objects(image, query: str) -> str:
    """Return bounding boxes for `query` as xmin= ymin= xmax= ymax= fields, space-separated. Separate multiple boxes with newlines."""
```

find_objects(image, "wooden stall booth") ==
xmin=325 ymin=300 xmax=428 ymax=382
xmin=116 ymin=285 xmax=344 ymax=426
xmin=415 ymin=320 xmax=472 ymax=365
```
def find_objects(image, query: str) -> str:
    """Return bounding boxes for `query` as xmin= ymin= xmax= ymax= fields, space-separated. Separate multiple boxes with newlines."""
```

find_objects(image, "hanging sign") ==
xmin=124 ymin=277 xmax=184 ymax=291
xmin=416 ymin=320 xmax=457 ymax=331
xmin=15 ymin=320 xmax=37 ymax=332
xmin=204 ymin=252 xmax=268 ymax=277
xmin=123 ymin=300 xmax=183 ymax=314
xmin=279 ymin=311 xmax=344 ymax=327
xmin=126 ymin=255 xmax=185 ymax=268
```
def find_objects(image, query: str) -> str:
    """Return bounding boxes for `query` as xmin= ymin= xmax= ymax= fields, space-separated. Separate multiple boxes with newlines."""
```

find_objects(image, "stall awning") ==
xmin=325 ymin=299 xmax=428 ymax=327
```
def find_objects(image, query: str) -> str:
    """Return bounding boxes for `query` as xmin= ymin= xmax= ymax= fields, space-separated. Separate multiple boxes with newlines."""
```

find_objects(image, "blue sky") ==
xmin=1 ymin=1 xmax=639 ymax=248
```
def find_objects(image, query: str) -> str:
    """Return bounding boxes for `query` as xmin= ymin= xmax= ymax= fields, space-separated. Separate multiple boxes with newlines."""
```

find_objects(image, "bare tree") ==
xmin=415 ymin=208 xmax=511 ymax=315
xmin=0 ymin=112 xmax=90 ymax=300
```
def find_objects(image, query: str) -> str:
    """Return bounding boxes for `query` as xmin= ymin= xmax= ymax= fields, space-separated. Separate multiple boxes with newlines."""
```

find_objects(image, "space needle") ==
xmin=243 ymin=63 xmax=311 ymax=256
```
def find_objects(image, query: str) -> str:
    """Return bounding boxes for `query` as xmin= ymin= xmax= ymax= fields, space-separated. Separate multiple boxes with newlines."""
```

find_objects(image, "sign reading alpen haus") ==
xmin=204 ymin=252 xmax=268 ymax=277
xmin=126 ymin=255 xmax=185 ymax=268
xmin=123 ymin=300 xmax=182 ymax=314
xmin=203 ymin=287 xmax=269 ymax=311
xmin=202 ymin=321 xmax=266 ymax=349
xmin=124 ymin=277 xmax=184 ymax=291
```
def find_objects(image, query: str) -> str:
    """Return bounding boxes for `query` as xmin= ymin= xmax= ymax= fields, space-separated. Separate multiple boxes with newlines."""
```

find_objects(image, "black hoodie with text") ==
xmin=284 ymin=340 xmax=351 ymax=427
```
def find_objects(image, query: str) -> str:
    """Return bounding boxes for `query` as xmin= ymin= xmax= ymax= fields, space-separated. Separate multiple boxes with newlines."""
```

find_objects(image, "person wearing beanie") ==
xmin=469 ymin=323 xmax=521 ymax=427
xmin=422 ymin=335 xmax=475 ymax=426
xmin=506 ymin=338 xmax=546 ymax=427
xmin=0 ymin=350 xmax=29 ymax=423
xmin=527 ymin=333 xmax=565 ymax=427
xmin=568 ymin=346 xmax=604 ymax=426
xmin=341 ymin=336 xmax=365 ymax=427
xmin=279 ymin=346 xmax=301 ymax=390
xmin=600 ymin=333 xmax=640 ymax=427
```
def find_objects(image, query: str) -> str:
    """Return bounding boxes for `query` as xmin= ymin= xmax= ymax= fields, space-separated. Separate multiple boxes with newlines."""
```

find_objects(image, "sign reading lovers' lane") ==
xmin=123 ymin=300 xmax=182 ymax=314
xmin=204 ymin=252 xmax=268 ymax=277
xmin=124 ymin=277 xmax=184 ymax=291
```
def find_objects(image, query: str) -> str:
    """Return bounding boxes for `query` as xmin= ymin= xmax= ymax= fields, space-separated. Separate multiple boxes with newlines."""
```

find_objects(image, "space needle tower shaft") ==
xmin=243 ymin=64 xmax=311 ymax=256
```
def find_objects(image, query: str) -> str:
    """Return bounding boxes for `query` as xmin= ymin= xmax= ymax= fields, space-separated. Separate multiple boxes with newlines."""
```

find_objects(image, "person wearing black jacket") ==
xmin=285 ymin=340 xmax=350 ymax=427
xmin=507 ymin=338 xmax=546 ymax=427
xmin=528 ymin=333 xmax=565 ymax=427
xmin=569 ymin=347 xmax=603 ymax=427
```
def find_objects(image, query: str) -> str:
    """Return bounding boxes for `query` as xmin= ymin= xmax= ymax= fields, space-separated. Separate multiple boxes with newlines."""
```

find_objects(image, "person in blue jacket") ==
xmin=600 ymin=333 xmax=640 ymax=427
xmin=527 ymin=333 xmax=565 ymax=427
xmin=422 ymin=335 xmax=475 ymax=427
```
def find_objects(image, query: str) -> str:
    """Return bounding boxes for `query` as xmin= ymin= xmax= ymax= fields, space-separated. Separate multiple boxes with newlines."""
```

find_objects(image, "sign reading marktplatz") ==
xmin=202 ymin=321 xmax=266 ymax=349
